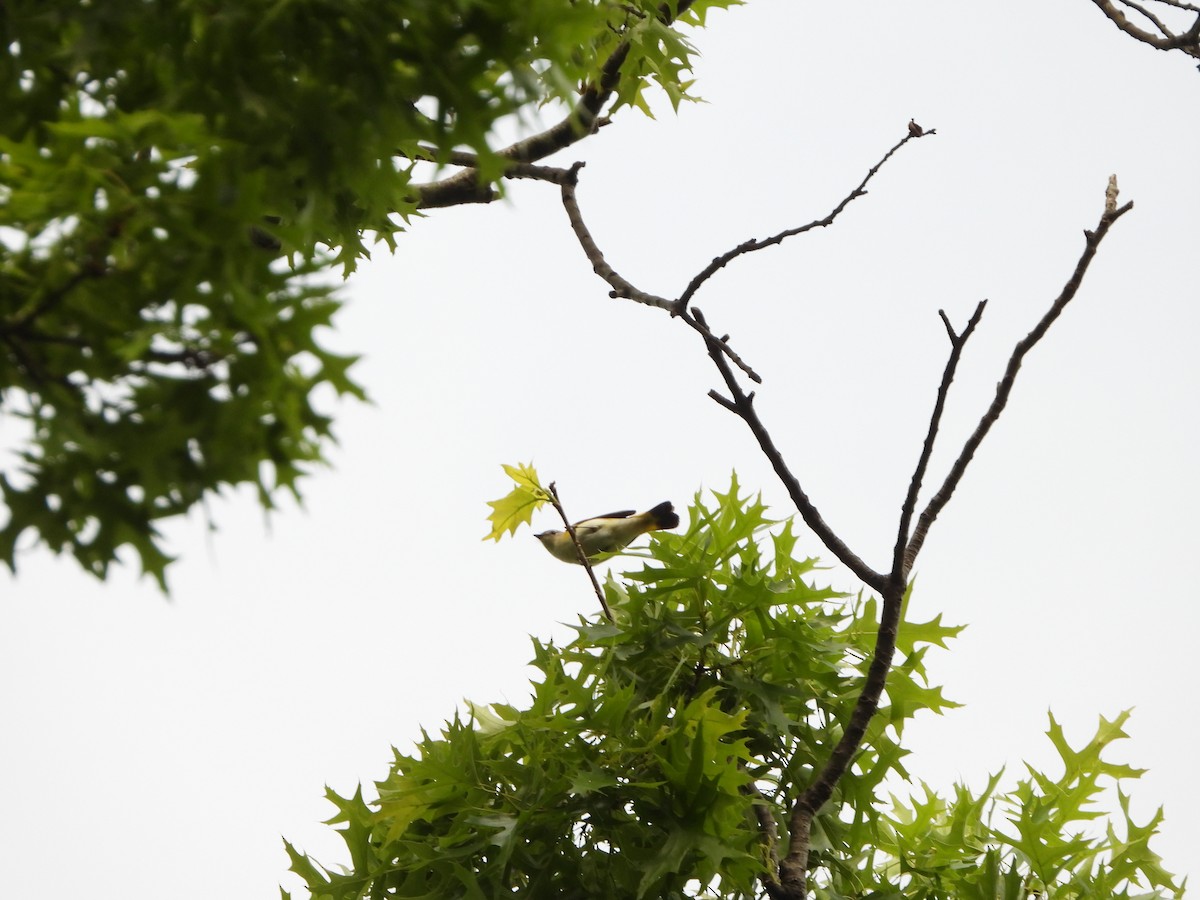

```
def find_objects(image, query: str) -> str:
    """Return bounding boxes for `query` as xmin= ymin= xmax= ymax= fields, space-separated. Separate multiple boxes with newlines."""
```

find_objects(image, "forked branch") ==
xmin=903 ymin=189 xmax=1134 ymax=573
xmin=559 ymin=166 xmax=762 ymax=382
xmin=757 ymin=182 xmax=1132 ymax=899
xmin=890 ymin=301 xmax=988 ymax=578
xmin=1089 ymin=0 xmax=1200 ymax=59
xmin=553 ymin=110 xmax=1134 ymax=898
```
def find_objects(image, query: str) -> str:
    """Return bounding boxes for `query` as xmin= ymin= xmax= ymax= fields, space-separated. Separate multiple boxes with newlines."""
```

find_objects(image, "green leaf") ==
xmin=482 ymin=461 xmax=549 ymax=541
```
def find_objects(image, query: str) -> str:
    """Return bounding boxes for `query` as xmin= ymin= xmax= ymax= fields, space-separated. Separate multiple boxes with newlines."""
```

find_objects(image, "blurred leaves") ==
xmin=0 ymin=0 xmax=738 ymax=585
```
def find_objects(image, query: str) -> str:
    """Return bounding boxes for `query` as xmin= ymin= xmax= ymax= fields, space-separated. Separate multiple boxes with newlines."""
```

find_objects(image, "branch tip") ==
xmin=676 ymin=127 xmax=927 ymax=311
xmin=903 ymin=199 xmax=1130 ymax=572
xmin=708 ymin=390 xmax=737 ymax=412
xmin=937 ymin=309 xmax=955 ymax=340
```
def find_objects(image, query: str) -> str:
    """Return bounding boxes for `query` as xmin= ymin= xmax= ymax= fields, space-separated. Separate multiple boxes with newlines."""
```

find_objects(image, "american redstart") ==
xmin=535 ymin=501 xmax=680 ymax=564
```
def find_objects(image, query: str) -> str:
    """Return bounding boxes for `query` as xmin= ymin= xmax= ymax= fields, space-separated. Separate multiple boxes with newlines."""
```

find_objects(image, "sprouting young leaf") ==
xmin=482 ymin=462 xmax=550 ymax=541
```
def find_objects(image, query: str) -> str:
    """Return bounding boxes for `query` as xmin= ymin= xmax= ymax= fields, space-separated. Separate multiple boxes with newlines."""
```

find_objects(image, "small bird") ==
xmin=535 ymin=501 xmax=680 ymax=564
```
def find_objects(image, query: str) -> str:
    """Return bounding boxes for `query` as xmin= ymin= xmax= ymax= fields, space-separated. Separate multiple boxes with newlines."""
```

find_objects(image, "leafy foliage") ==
xmin=282 ymin=479 xmax=1180 ymax=898
xmin=0 ymin=0 xmax=737 ymax=585
xmin=844 ymin=708 xmax=1180 ymax=899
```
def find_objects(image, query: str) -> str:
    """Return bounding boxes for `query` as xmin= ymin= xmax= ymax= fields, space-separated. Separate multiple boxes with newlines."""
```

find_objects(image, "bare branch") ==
xmin=696 ymin=181 xmax=1135 ymax=895
xmin=402 ymin=144 xmax=579 ymax=186
xmin=558 ymin=168 xmax=765 ymax=379
xmin=547 ymin=482 xmax=613 ymax=621
xmin=903 ymin=191 xmax=1135 ymax=573
xmin=1089 ymin=0 xmax=1200 ymax=58
xmin=695 ymin=308 xmax=887 ymax=594
xmin=1 ymin=328 xmax=88 ymax=347
xmin=1144 ymin=0 xmax=1200 ymax=11
xmin=501 ymin=162 xmax=580 ymax=185
xmin=559 ymin=164 xmax=675 ymax=311
xmin=675 ymin=128 xmax=932 ymax=314
xmin=706 ymin=388 xmax=738 ymax=413
xmin=890 ymin=300 xmax=987 ymax=579
xmin=1122 ymin=0 xmax=1184 ymax=37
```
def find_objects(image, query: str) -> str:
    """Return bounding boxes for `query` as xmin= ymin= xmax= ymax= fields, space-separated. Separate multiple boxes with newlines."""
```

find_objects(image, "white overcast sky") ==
xmin=2 ymin=2 xmax=1198 ymax=897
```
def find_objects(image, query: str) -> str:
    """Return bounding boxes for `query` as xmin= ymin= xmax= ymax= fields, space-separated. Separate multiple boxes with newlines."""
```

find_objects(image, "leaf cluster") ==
xmin=282 ymin=479 xmax=1172 ymax=899
xmin=0 ymin=1 xmax=734 ymax=585
xmin=847 ymin=709 xmax=1181 ymax=899
xmin=0 ymin=104 xmax=363 ymax=586
xmin=284 ymin=477 xmax=883 ymax=897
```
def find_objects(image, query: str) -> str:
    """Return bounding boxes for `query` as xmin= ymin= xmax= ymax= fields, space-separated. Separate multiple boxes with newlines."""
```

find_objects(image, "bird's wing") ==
xmin=573 ymin=521 xmax=605 ymax=539
xmin=572 ymin=521 xmax=630 ymax=555
xmin=576 ymin=510 xmax=636 ymax=525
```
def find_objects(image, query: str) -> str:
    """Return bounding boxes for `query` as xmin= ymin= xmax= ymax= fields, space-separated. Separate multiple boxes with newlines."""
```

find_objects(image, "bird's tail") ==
xmin=644 ymin=501 xmax=680 ymax=532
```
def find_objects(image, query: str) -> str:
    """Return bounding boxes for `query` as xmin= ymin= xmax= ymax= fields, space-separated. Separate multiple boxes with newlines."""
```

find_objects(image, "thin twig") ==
xmin=680 ymin=308 xmax=761 ymax=383
xmin=1121 ymin=0 xmax=1181 ymax=37
xmin=903 ymin=194 xmax=1135 ymax=573
xmin=502 ymin=163 xmax=579 ymax=185
xmin=695 ymin=308 xmax=886 ymax=594
xmin=890 ymin=300 xmax=987 ymax=580
xmin=1139 ymin=0 xmax=1200 ymax=11
xmin=675 ymin=129 xmax=932 ymax=314
xmin=547 ymin=482 xmax=613 ymax=621
xmin=403 ymin=144 xmax=579 ymax=186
